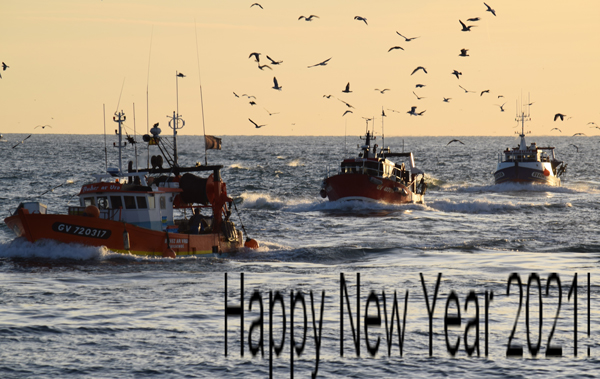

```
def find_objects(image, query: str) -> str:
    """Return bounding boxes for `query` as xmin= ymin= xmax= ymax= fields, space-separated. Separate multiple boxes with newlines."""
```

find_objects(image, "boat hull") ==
xmin=323 ymin=173 xmax=423 ymax=204
xmin=494 ymin=163 xmax=560 ymax=186
xmin=4 ymin=209 xmax=243 ymax=257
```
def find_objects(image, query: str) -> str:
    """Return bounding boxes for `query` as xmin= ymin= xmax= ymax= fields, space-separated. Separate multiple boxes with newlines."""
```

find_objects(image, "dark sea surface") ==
xmin=1 ymin=134 xmax=599 ymax=378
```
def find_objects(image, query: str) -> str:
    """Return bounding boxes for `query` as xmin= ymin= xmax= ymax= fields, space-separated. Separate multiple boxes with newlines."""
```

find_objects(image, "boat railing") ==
xmin=338 ymin=160 xmax=410 ymax=184
xmin=68 ymin=206 xmax=122 ymax=221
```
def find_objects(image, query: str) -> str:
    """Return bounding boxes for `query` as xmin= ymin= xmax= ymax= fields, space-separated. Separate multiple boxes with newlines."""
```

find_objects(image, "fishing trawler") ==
xmin=4 ymin=110 xmax=258 ymax=257
xmin=320 ymin=122 xmax=426 ymax=204
xmin=494 ymin=106 xmax=566 ymax=186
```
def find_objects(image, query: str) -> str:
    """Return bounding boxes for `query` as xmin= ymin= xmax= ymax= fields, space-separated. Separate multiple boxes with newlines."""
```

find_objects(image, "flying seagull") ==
xmin=233 ymin=92 xmax=239 ymax=98
xmin=550 ymin=127 xmax=561 ymax=132
xmin=388 ymin=46 xmax=404 ymax=52
xmin=298 ymin=15 xmax=319 ymax=21
xmin=249 ymin=52 xmax=261 ymax=62
xmin=407 ymin=106 xmax=425 ymax=116
xmin=338 ymin=99 xmax=354 ymax=108
xmin=342 ymin=82 xmax=352 ymax=93
xmin=467 ymin=17 xmax=481 ymax=22
xmin=573 ymin=133 xmax=586 ymax=136
xmin=264 ymin=108 xmax=279 ymax=116
xmin=266 ymin=56 xmax=282 ymax=65
xmin=569 ymin=144 xmax=579 ymax=152
xmin=495 ymin=102 xmax=506 ymax=112
xmin=411 ymin=66 xmax=427 ymax=75
xmin=2 ymin=62 xmax=8 ymax=71
xmin=307 ymin=57 xmax=332 ymax=68
xmin=242 ymin=94 xmax=256 ymax=99
xmin=480 ymin=89 xmax=490 ymax=96
xmin=323 ymin=94 xmax=333 ymax=98
xmin=249 ymin=101 xmax=256 ymax=106
xmin=459 ymin=20 xmax=476 ymax=31
xmin=342 ymin=110 xmax=353 ymax=117
xmin=415 ymin=84 xmax=426 ymax=88
xmin=257 ymin=64 xmax=272 ymax=70
xmin=34 ymin=124 xmax=52 ymax=129
xmin=250 ymin=3 xmax=263 ymax=8
xmin=447 ymin=139 xmax=465 ymax=145
xmin=484 ymin=2 xmax=496 ymax=16
xmin=452 ymin=70 xmax=462 ymax=79
xmin=354 ymin=16 xmax=368 ymax=25
xmin=459 ymin=49 xmax=469 ymax=57
xmin=413 ymin=91 xmax=425 ymax=100
xmin=375 ymin=88 xmax=390 ymax=94
xmin=12 ymin=134 xmax=32 ymax=149
xmin=396 ymin=32 xmax=419 ymax=42
xmin=554 ymin=113 xmax=566 ymax=121
xmin=177 ymin=72 xmax=186 ymax=78
xmin=272 ymin=76 xmax=282 ymax=90
xmin=459 ymin=85 xmax=474 ymax=93
xmin=248 ymin=118 xmax=266 ymax=128
xmin=443 ymin=97 xmax=452 ymax=103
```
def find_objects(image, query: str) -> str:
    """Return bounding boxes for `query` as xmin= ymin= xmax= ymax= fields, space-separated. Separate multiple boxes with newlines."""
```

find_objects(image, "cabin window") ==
xmin=110 ymin=196 xmax=123 ymax=209
xmin=124 ymin=196 xmax=136 ymax=210
xmin=83 ymin=197 xmax=95 ymax=207
xmin=148 ymin=195 xmax=155 ymax=209
xmin=136 ymin=196 xmax=148 ymax=209
xmin=160 ymin=196 xmax=166 ymax=209
xmin=97 ymin=196 xmax=109 ymax=210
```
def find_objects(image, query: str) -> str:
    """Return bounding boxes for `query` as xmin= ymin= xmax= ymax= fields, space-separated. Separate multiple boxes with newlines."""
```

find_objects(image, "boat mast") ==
xmin=113 ymin=110 xmax=126 ymax=175
xmin=516 ymin=94 xmax=531 ymax=151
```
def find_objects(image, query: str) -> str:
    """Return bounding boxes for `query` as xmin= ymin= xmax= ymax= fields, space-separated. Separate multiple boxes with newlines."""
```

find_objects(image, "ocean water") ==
xmin=1 ymin=134 xmax=599 ymax=378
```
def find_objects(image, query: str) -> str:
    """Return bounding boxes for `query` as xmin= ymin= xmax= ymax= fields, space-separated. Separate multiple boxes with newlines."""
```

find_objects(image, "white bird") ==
xmin=272 ymin=77 xmax=282 ymax=90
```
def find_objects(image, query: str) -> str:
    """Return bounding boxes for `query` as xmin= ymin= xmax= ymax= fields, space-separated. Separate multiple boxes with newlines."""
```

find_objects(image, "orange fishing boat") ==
xmin=5 ymin=110 xmax=258 ymax=257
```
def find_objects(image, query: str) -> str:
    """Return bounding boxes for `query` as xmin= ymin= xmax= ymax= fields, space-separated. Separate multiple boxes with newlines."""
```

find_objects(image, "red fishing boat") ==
xmin=320 ymin=129 xmax=426 ymax=204
xmin=5 ymin=110 xmax=258 ymax=257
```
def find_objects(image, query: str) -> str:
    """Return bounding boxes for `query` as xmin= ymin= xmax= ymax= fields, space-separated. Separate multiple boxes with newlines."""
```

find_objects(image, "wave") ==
xmin=287 ymin=159 xmax=304 ymax=167
xmin=0 ymin=238 xmax=110 ymax=260
xmin=228 ymin=163 xmax=250 ymax=170
xmin=441 ymin=182 xmax=581 ymax=194
xmin=423 ymin=198 xmax=569 ymax=214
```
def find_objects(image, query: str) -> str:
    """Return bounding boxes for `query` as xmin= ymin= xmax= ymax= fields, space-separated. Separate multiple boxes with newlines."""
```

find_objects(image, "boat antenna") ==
xmin=172 ymin=71 xmax=186 ymax=166
xmin=195 ymin=20 xmax=209 ymax=166
xmin=133 ymin=102 xmax=138 ymax=171
xmin=103 ymin=104 xmax=108 ymax=171
xmin=381 ymin=107 xmax=385 ymax=151
xmin=115 ymin=77 xmax=125 ymax=114
xmin=344 ymin=118 xmax=347 ymax=157
xmin=146 ymin=25 xmax=153 ymax=169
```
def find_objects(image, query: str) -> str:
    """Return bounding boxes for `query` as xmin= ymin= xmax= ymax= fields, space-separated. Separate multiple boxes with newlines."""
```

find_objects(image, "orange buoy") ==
xmin=244 ymin=238 xmax=259 ymax=249
xmin=543 ymin=168 xmax=550 ymax=176
xmin=84 ymin=205 xmax=100 ymax=218
xmin=162 ymin=249 xmax=177 ymax=258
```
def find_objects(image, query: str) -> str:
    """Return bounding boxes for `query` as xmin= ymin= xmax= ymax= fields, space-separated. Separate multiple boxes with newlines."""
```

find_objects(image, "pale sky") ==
xmin=1 ymin=0 xmax=599 ymax=137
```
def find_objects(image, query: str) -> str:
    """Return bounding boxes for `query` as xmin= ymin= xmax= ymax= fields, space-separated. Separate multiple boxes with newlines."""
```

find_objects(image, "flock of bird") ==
xmin=237 ymin=3 xmax=595 ymax=140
